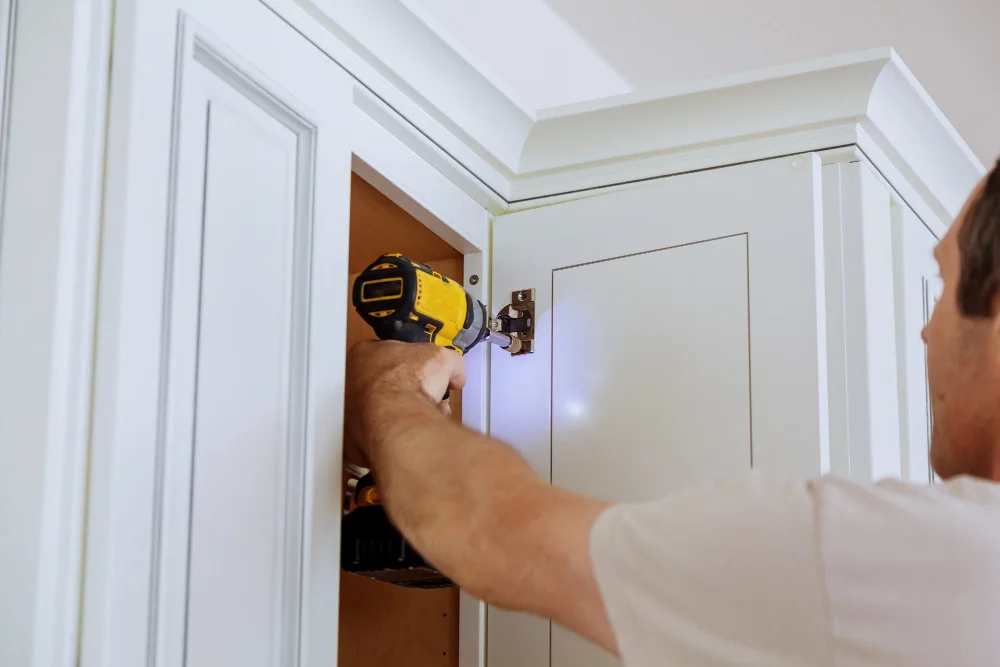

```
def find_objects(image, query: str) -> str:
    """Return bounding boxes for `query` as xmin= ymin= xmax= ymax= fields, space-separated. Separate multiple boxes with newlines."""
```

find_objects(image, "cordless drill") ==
xmin=342 ymin=253 xmax=521 ymax=588
xmin=351 ymin=253 xmax=517 ymax=354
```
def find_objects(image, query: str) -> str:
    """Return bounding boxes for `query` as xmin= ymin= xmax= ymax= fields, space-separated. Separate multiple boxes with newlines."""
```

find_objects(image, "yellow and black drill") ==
xmin=342 ymin=253 xmax=525 ymax=588
xmin=351 ymin=252 xmax=518 ymax=355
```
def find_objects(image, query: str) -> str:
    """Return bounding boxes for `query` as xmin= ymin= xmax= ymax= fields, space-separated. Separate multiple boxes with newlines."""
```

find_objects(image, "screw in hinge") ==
xmin=469 ymin=275 xmax=480 ymax=285
xmin=517 ymin=291 xmax=527 ymax=302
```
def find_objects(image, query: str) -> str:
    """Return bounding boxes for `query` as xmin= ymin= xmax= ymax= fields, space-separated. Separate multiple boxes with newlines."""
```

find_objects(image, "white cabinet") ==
xmin=2 ymin=3 xmax=983 ymax=666
xmin=81 ymin=2 xmax=352 ymax=666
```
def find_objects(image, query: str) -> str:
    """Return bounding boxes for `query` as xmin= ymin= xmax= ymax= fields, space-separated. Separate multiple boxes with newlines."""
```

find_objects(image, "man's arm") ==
xmin=345 ymin=341 xmax=617 ymax=653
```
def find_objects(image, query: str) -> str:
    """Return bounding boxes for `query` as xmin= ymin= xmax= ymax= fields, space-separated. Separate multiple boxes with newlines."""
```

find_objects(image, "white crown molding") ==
xmin=261 ymin=0 xmax=525 ymax=191
xmin=263 ymin=0 xmax=985 ymax=226
xmin=512 ymin=48 xmax=985 ymax=221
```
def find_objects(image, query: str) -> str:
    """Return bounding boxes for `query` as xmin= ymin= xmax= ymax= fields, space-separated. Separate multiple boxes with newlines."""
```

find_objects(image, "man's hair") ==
xmin=957 ymin=158 xmax=1000 ymax=317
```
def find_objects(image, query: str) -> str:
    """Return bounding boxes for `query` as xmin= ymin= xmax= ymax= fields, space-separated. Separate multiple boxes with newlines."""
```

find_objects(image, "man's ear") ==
xmin=988 ymin=297 xmax=1000 ymax=379
xmin=991 ymin=291 xmax=1000 ymax=335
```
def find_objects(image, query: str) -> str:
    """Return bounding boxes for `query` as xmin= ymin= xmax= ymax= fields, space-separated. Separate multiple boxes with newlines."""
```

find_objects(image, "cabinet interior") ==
xmin=340 ymin=172 xmax=462 ymax=667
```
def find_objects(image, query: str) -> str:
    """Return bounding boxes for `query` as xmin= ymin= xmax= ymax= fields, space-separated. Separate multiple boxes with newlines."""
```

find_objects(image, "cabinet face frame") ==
xmin=349 ymin=98 xmax=492 ymax=667
xmin=0 ymin=0 xmax=113 ymax=664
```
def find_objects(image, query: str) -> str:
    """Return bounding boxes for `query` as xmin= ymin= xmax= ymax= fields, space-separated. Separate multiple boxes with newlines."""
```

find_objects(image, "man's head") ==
xmin=924 ymin=158 xmax=1000 ymax=480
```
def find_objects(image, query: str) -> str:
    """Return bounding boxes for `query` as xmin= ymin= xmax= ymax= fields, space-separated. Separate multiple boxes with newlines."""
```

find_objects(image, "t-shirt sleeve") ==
xmin=589 ymin=474 xmax=832 ymax=667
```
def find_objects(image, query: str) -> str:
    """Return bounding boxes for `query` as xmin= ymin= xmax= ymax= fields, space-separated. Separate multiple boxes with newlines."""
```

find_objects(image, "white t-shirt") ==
xmin=589 ymin=474 xmax=1000 ymax=666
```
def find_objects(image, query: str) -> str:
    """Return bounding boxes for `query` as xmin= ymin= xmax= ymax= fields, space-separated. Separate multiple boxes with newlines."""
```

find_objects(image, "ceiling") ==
xmin=399 ymin=0 xmax=1000 ymax=165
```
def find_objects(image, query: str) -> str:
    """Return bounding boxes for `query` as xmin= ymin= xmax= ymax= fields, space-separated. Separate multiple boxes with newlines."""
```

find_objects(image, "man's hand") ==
xmin=344 ymin=341 xmax=466 ymax=467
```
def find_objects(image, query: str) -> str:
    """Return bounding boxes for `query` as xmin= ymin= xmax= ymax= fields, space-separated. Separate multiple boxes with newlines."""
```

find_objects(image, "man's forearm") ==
xmin=361 ymin=390 xmax=614 ymax=638
xmin=363 ymin=389 xmax=550 ymax=605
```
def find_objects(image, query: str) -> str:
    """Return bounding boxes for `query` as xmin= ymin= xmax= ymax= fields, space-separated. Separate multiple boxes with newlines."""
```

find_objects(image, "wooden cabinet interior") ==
xmin=340 ymin=173 xmax=463 ymax=667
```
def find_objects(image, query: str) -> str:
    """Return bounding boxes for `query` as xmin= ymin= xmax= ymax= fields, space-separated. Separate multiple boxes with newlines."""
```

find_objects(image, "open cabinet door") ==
xmin=488 ymin=155 xmax=829 ymax=667
xmin=84 ymin=1 xmax=351 ymax=666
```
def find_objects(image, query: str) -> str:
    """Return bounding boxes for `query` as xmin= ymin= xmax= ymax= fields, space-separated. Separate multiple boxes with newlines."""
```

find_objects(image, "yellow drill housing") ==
xmin=352 ymin=253 xmax=488 ymax=353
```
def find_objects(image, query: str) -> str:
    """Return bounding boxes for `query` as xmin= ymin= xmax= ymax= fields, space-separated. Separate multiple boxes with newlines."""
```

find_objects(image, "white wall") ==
xmin=547 ymin=0 xmax=1000 ymax=165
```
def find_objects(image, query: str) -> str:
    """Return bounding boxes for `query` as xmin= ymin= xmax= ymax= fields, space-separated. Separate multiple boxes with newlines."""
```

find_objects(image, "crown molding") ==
xmin=263 ymin=0 xmax=985 ymax=226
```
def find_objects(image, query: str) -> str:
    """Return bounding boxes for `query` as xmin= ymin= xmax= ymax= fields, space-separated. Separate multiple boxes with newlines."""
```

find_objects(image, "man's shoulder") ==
xmin=809 ymin=474 xmax=1000 ymax=553
xmin=810 ymin=473 xmax=1000 ymax=508
xmin=601 ymin=472 xmax=1000 ymax=543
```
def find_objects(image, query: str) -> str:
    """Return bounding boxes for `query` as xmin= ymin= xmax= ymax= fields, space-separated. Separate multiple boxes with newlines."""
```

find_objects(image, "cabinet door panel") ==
xmin=551 ymin=235 xmax=752 ymax=501
xmin=490 ymin=155 xmax=828 ymax=667
xmin=169 ymin=65 xmax=311 ymax=667
xmin=550 ymin=235 xmax=752 ymax=667
xmin=84 ymin=4 xmax=351 ymax=667
xmin=893 ymin=203 xmax=942 ymax=484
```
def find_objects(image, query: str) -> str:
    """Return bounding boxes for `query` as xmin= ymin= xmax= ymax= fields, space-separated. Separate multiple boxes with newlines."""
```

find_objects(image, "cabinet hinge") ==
xmin=492 ymin=289 xmax=535 ymax=355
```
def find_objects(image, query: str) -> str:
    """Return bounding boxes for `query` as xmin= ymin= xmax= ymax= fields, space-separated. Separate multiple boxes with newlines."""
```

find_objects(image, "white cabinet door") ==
xmin=83 ymin=2 xmax=351 ymax=667
xmin=489 ymin=155 xmax=828 ymax=667
xmin=893 ymin=203 xmax=943 ymax=484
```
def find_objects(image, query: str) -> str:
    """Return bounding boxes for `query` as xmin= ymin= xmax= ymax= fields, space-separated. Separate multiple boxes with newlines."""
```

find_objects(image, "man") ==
xmin=344 ymin=159 xmax=1000 ymax=666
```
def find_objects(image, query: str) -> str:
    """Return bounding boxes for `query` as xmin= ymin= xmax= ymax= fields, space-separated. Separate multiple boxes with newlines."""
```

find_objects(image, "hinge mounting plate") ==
xmin=494 ymin=289 xmax=535 ymax=356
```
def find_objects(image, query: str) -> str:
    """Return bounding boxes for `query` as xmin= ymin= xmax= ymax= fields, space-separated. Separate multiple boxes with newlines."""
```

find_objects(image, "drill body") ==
xmin=352 ymin=253 xmax=495 ymax=353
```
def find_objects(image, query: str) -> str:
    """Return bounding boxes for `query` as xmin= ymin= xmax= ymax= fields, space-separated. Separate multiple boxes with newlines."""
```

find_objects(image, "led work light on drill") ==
xmin=342 ymin=253 xmax=534 ymax=588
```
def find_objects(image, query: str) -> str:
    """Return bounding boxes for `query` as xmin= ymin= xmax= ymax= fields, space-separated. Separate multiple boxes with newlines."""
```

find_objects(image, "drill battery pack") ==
xmin=341 ymin=472 xmax=453 ymax=589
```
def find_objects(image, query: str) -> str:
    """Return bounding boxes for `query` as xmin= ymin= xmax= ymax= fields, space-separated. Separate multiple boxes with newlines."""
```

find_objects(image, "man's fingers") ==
xmin=347 ymin=339 xmax=468 ymax=405
xmin=443 ymin=349 xmax=467 ymax=391
xmin=420 ymin=346 xmax=466 ymax=401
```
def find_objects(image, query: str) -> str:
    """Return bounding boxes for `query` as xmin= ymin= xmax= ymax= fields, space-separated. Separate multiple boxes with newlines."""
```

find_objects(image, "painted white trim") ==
xmin=350 ymin=100 xmax=501 ymax=243
xmin=819 ymin=143 xmax=950 ymax=240
xmin=840 ymin=162 xmax=904 ymax=482
xmin=507 ymin=49 xmax=983 ymax=217
xmin=0 ymin=0 xmax=113 ymax=665
xmin=0 ymin=0 xmax=17 ymax=233
xmin=821 ymin=163 xmax=851 ymax=479
xmin=458 ymin=251 xmax=489 ymax=667
xmin=260 ymin=0 xmax=518 ymax=199
xmin=862 ymin=52 xmax=984 ymax=220
xmin=261 ymin=0 xmax=984 ymax=231
xmin=856 ymin=125 xmax=952 ymax=237
xmin=352 ymin=86 xmax=507 ymax=215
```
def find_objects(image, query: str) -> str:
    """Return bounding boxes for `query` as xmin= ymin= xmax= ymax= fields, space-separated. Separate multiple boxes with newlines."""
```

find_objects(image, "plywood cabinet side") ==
xmin=339 ymin=172 xmax=463 ymax=667
xmin=349 ymin=173 xmax=463 ymax=272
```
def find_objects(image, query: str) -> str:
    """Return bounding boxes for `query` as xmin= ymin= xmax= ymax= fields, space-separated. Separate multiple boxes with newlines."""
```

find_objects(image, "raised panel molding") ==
xmin=263 ymin=0 xmax=982 ymax=229
xmin=151 ymin=17 xmax=317 ymax=667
